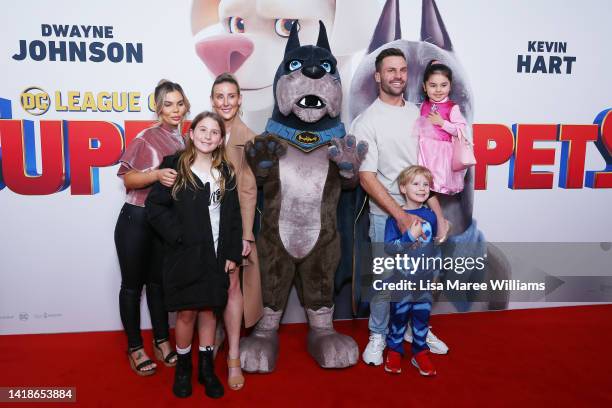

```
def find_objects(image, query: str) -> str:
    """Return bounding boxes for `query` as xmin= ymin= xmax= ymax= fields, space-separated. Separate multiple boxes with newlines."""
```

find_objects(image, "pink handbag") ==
xmin=452 ymin=127 xmax=476 ymax=171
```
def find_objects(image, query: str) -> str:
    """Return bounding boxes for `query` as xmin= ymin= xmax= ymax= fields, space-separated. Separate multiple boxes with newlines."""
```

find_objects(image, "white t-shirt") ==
xmin=351 ymin=97 xmax=420 ymax=216
xmin=190 ymin=165 xmax=222 ymax=253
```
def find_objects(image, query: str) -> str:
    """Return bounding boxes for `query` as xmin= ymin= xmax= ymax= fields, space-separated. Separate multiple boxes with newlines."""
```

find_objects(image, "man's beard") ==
xmin=380 ymin=80 xmax=406 ymax=97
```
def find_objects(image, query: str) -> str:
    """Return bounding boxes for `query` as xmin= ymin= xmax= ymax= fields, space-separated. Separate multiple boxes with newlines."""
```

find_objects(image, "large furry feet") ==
xmin=328 ymin=134 xmax=368 ymax=179
xmin=306 ymin=306 xmax=359 ymax=368
xmin=239 ymin=307 xmax=282 ymax=373
xmin=245 ymin=135 xmax=287 ymax=181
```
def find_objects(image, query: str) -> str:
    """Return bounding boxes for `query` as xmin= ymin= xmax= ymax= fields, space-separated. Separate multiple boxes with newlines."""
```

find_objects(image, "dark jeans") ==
xmin=115 ymin=203 xmax=169 ymax=350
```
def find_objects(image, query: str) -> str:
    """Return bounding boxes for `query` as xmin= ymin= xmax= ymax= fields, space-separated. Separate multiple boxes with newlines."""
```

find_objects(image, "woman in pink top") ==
xmin=114 ymin=80 xmax=189 ymax=376
xmin=417 ymin=61 xmax=469 ymax=195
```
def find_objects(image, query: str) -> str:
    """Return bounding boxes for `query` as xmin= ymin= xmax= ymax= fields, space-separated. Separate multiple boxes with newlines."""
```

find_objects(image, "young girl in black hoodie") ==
xmin=146 ymin=111 xmax=242 ymax=399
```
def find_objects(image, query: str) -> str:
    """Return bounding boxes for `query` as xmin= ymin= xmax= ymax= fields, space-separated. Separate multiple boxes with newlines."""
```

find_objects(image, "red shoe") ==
xmin=384 ymin=350 xmax=402 ymax=374
xmin=411 ymin=350 xmax=437 ymax=376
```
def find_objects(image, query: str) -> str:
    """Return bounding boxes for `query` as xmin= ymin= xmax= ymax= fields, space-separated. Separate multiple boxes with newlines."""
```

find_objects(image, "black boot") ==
xmin=173 ymin=351 xmax=192 ymax=398
xmin=198 ymin=349 xmax=224 ymax=398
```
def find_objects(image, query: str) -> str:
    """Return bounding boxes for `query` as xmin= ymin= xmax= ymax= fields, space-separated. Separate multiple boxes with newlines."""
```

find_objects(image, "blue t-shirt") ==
xmin=383 ymin=207 xmax=439 ymax=286
xmin=384 ymin=206 xmax=438 ymax=247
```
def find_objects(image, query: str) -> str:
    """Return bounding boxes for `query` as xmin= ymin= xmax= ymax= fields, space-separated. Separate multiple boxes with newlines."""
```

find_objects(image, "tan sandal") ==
xmin=227 ymin=357 xmax=244 ymax=391
xmin=153 ymin=339 xmax=178 ymax=367
xmin=128 ymin=347 xmax=157 ymax=376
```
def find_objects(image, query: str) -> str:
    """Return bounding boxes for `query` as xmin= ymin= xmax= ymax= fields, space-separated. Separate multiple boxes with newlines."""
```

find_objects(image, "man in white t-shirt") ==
xmin=351 ymin=48 xmax=450 ymax=366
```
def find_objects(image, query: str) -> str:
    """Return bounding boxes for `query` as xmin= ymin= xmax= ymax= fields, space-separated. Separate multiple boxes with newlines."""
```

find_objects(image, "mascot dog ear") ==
xmin=316 ymin=20 xmax=331 ymax=52
xmin=285 ymin=21 xmax=301 ymax=54
xmin=285 ymin=20 xmax=332 ymax=55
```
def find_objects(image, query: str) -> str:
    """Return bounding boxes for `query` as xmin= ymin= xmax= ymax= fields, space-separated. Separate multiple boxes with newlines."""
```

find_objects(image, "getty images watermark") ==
xmin=359 ymin=242 xmax=612 ymax=303
xmin=371 ymin=253 xmax=545 ymax=293
xmin=359 ymin=241 xmax=556 ymax=304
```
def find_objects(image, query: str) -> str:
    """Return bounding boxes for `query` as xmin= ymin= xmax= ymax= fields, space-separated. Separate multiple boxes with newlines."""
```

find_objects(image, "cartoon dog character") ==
xmin=350 ymin=0 xmax=510 ymax=312
xmin=190 ymin=0 xmax=381 ymax=132
xmin=240 ymin=21 xmax=367 ymax=372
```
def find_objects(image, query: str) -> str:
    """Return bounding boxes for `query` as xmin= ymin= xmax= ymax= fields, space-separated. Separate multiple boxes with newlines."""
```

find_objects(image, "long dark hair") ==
xmin=422 ymin=60 xmax=453 ymax=100
xmin=171 ymin=111 xmax=234 ymax=200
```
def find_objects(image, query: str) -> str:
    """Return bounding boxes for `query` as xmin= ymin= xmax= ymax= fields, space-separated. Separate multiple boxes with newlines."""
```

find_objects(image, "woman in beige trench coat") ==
xmin=210 ymin=73 xmax=263 ymax=391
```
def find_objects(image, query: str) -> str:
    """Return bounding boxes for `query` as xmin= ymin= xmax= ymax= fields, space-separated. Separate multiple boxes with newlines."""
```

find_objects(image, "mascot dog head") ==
xmin=270 ymin=21 xmax=344 ymax=137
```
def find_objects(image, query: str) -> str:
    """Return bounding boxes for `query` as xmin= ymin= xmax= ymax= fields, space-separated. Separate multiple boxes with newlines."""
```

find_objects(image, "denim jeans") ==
xmin=368 ymin=213 xmax=391 ymax=335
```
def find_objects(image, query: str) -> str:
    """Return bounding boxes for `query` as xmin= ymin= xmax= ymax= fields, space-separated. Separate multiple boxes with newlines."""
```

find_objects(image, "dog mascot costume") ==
xmin=240 ymin=21 xmax=367 ymax=372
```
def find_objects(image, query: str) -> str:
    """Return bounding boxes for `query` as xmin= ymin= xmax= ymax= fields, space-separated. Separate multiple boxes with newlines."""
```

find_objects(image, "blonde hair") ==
xmin=397 ymin=165 xmax=434 ymax=188
xmin=171 ymin=111 xmax=234 ymax=200
xmin=154 ymin=79 xmax=191 ymax=118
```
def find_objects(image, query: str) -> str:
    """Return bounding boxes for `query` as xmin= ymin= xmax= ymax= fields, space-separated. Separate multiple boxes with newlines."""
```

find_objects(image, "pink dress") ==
xmin=417 ymin=98 xmax=468 ymax=195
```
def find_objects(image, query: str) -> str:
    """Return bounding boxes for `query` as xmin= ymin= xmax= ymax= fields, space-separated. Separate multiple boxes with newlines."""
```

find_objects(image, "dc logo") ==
xmin=20 ymin=86 xmax=50 ymax=116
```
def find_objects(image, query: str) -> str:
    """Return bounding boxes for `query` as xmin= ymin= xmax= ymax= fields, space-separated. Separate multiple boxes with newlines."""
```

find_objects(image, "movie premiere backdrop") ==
xmin=1 ymin=0 xmax=610 ymax=335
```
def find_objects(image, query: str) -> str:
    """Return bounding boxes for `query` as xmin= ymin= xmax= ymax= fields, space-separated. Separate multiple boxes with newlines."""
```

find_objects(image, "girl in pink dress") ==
xmin=417 ymin=61 xmax=469 ymax=195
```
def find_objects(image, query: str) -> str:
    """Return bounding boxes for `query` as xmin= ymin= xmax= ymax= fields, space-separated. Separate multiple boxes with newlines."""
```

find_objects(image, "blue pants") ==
xmin=387 ymin=300 xmax=431 ymax=356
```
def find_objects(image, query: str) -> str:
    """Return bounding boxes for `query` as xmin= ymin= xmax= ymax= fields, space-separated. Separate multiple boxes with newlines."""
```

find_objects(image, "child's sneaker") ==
xmin=384 ymin=350 xmax=402 ymax=374
xmin=404 ymin=325 xmax=449 ymax=355
xmin=362 ymin=333 xmax=385 ymax=366
xmin=411 ymin=350 xmax=437 ymax=376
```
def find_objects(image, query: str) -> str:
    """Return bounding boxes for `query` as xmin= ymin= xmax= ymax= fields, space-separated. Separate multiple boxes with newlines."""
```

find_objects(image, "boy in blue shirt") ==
xmin=383 ymin=165 xmax=438 ymax=376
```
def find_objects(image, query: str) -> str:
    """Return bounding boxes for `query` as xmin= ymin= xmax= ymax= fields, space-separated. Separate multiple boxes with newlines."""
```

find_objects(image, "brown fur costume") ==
xmin=239 ymin=22 xmax=367 ymax=372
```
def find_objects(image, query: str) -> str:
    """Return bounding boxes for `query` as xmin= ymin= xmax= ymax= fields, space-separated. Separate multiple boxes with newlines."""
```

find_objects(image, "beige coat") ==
xmin=225 ymin=116 xmax=263 ymax=327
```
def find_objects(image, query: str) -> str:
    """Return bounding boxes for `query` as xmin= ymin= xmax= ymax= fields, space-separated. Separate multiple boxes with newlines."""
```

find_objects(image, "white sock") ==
xmin=199 ymin=345 xmax=214 ymax=352
xmin=176 ymin=344 xmax=192 ymax=355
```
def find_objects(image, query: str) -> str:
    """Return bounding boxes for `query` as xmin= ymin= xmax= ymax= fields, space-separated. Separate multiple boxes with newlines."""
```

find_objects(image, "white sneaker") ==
xmin=404 ymin=325 xmax=449 ymax=355
xmin=362 ymin=333 xmax=386 ymax=365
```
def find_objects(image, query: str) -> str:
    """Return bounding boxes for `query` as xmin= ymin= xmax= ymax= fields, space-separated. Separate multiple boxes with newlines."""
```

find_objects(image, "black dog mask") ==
xmin=271 ymin=21 xmax=342 ymax=134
